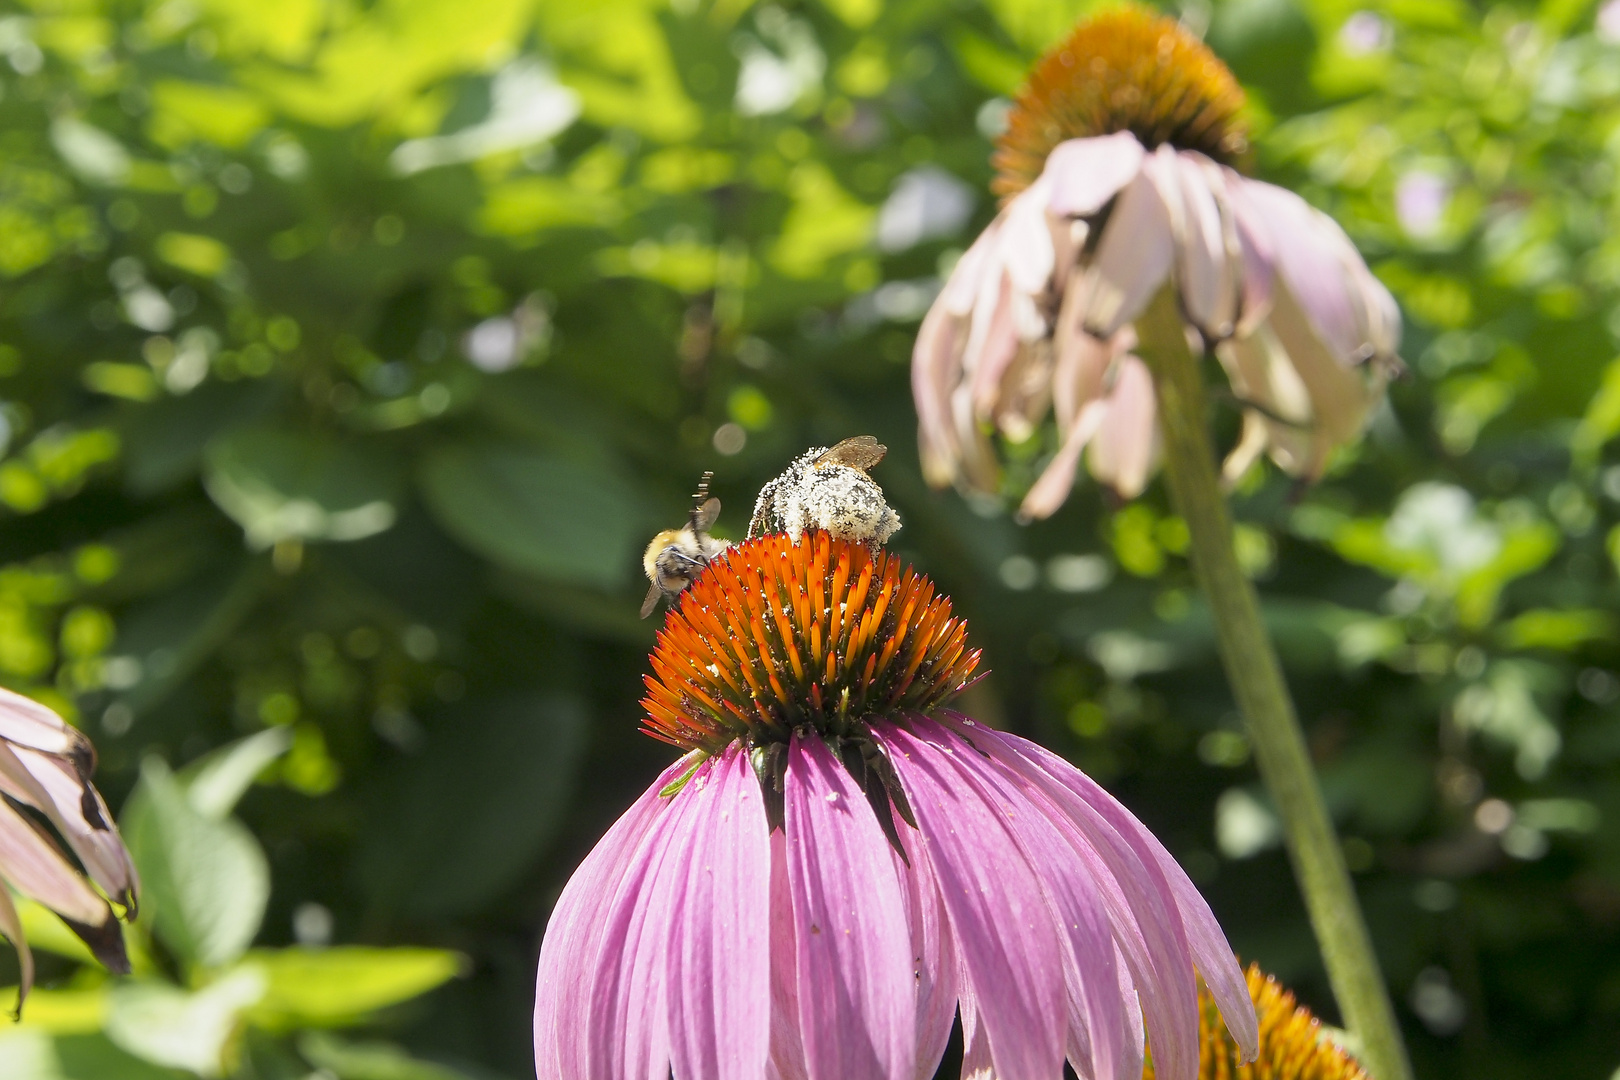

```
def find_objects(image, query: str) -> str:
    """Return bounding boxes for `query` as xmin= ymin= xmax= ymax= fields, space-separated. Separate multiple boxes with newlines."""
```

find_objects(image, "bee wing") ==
xmin=693 ymin=497 xmax=721 ymax=532
xmin=639 ymin=581 xmax=664 ymax=619
xmin=815 ymin=435 xmax=887 ymax=472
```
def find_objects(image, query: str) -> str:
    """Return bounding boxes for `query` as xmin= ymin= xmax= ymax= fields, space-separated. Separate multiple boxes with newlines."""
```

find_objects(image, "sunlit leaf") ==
xmin=104 ymin=969 xmax=265 ymax=1077
xmin=298 ymin=1032 xmax=475 ymax=1080
xmin=121 ymin=758 xmax=269 ymax=970
xmin=244 ymin=947 xmax=462 ymax=1031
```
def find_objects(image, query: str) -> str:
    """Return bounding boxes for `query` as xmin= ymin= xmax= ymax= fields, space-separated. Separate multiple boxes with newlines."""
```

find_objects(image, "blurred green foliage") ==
xmin=0 ymin=0 xmax=1619 ymax=1076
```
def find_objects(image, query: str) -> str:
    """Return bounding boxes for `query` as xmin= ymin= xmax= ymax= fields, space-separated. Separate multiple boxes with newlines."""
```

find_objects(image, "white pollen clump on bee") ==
xmin=748 ymin=436 xmax=901 ymax=549
xmin=779 ymin=466 xmax=900 ymax=547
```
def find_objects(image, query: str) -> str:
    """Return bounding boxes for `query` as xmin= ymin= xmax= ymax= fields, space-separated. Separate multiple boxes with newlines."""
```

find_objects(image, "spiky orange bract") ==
xmin=992 ymin=6 xmax=1249 ymax=199
xmin=1146 ymin=964 xmax=1369 ymax=1080
xmin=641 ymin=532 xmax=981 ymax=753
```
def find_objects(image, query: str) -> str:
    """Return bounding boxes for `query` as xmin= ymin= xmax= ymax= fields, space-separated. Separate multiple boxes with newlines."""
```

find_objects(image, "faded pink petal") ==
xmin=966 ymin=271 xmax=1021 ymax=422
xmin=1000 ymin=177 xmax=1056 ymax=297
xmin=913 ymin=300 xmax=970 ymax=487
xmin=1019 ymin=399 xmax=1108 ymax=521
xmin=0 ymin=799 xmax=112 ymax=926
xmin=1220 ymin=169 xmax=1276 ymax=335
xmin=1081 ymin=168 xmax=1175 ymax=338
xmin=1263 ymin=278 xmax=1385 ymax=477
xmin=666 ymin=750 xmax=773 ymax=1080
xmin=1171 ymin=152 xmax=1239 ymax=339
xmin=0 ymin=686 xmax=93 ymax=761
xmin=0 ymin=690 xmax=136 ymax=995
xmin=0 ymin=744 xmax=137 ymax=913
xmin=784 ymin=737 xmax=915 ymax=1080
xmin=1088 ymin=357 xmax=1159 ymax=500
xmin=0 ymin=883 xmax=32 ymax=1015
xmin=1044 ymin=132 xmax=1147 ymax=218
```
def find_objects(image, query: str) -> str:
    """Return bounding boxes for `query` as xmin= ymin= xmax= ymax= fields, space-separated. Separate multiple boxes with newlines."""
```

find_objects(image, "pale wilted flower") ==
xmin=534 ymin=458 xmax=1258 ymax=1080
xmin=913 ymin=7 xmax=1401 ymax=518
xmin=0 ymin=687 xmax=138 ymax=1007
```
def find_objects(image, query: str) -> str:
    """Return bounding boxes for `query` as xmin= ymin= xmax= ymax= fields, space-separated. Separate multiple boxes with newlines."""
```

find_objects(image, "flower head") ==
xmin=535 ymin=457 xmax=1258 ymax=1080
xmin=914 ymin=6 xmax=1400 ymax=517
xmin=0 ymin=687 xmax=138 ymax=1008
xmin=1147 ymin=963 xmax=1370 ymax=1080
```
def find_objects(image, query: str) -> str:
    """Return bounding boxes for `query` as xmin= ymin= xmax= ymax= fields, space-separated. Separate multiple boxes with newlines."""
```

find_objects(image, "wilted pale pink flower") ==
xmin=0 ymin=686 xmax=138 ymax=1005
xmin=535 ymin=529 xmax=1257 ymax=1080
xmin=913 ymin=8 xmax=1401 ymax=519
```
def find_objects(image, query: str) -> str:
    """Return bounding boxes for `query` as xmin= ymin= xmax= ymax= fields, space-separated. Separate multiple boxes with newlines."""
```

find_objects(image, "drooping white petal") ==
xmin=1080 ymin=170 xmax=1175 ymax=338
xmin=1044 ymin=132 xmax=1148 ymax=218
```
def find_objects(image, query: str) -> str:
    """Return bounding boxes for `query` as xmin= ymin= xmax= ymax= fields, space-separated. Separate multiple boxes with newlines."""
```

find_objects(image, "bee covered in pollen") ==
xmin=747 ymin=435 xmax=901 ymax=550
xmin=640 ymin=471 xmax=731 ymax=618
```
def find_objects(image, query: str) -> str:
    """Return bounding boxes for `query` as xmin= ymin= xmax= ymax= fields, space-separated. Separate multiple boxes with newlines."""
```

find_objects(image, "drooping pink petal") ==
xmin=1171 ymin=152 xmax=1238 ymax=340
xmin=0 ymin=686 xmax=94 ymax=761
xmin=1044 ymin=132 xmax=1147 ymax=218
xmin=767 ymin=829 xmax=810 ymax=1080
xmin=959 ymin=988 xmax=996 ymax=1080
xmin=0 ymin=878 xmax=34 ymax=1012
xmin=1000 ymin=177 xmax=1057 ymax=297
xmin=0 ymin=798 xmax=112 ymax=926
xmin=966 ymin=272 xmax=1022 ymax=422
xmin=1081 ymin=169 xmax=1174 ymax=338
xmin=1235 ymin=178 xmax=1400 ymax=371
xmin=913 ymin=300 xmax=970 ymax=487
xmin=1214 ymin=330 xmax=1315 ymax=477
xmin=784 ymin=736 xmax=916 ymax=1080
xmin=535 ymin=755 xmax=688 ymax=1079
xmin=665 ymin=749 xmax=773 ymax=1080
xmin=1263 ymin=279 xmax=1385 ymax=477
xmin=875 ymin=722 xmax=1067 ymax=1080
xmin=1088 ymin=356 xmax=1159 ymax=500
xmin=940 ymin=714 xmax=1199 ymax=1080
xmin=999 ymin=729 xmax=1259 ymax=1061
xmin=1019 ymin=398 xmax=1108 ymax=521
xmin=993 ymin=341 xmax=1055 ymax=443
xmin=1051 ymin=317 xmax=1113 ymax=441
xmin=0 ymin=743 xmax=137 ymax=911
xmin=890 ymin=826 xmax=958 ymax=1080
xmin=1219 ymin=169 xmax=1275 ymax=336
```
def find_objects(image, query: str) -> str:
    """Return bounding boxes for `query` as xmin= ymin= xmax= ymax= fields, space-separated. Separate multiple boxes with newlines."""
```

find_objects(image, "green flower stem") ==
xmin=1134 ymin=286 xmax=1414 ymax=1080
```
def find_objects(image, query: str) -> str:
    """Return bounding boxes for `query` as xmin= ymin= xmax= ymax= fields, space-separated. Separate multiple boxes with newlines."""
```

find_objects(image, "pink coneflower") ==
xmin=534 ymin=528 xmax=1257 ymax=1080
xmin=913 ymin=7 xmax=1400 ymax=518
xmin=0 ymin=686 xmax=138 ymax=1006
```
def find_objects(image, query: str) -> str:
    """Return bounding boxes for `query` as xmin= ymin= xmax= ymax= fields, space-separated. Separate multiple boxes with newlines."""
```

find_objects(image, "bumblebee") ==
xmin=641 ymin=472 xmax=730 ymax=618
xmin=747 ymin=435 xmax=900 ymax=548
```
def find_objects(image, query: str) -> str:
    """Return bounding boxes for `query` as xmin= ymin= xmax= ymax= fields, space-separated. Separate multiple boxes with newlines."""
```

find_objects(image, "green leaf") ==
xmin=417 ymin=442 xmax=643 ymax=588
xmin=179 ymin=727 xmax=294 ymax=820
xmin=298 ymin=1032 xmax=476 ymax=1080
xmin=121 ymin=757 xmax=270 ymax=970
xmin=203 ymin=426 xmax=403 ymax=548
xmin=104 ymin=969 xmax=266 ymax=1077
xmin=359 ymin=692 xmax=587 ymax=916
xmin=243 ymin=946 xmax=462 ymax=1031
xmin=0 ymin=1028 xmax=60 ymax=1080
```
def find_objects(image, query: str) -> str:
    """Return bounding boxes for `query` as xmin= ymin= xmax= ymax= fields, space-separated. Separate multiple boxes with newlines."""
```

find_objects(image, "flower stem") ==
xmin=1134 ymin=286 xmax=1413 ymax=1080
